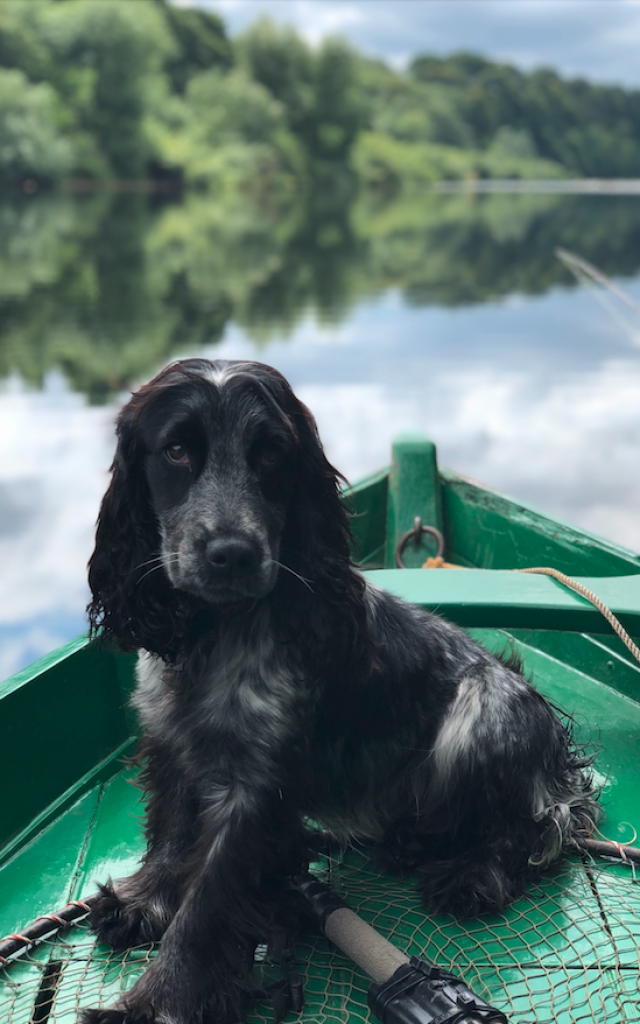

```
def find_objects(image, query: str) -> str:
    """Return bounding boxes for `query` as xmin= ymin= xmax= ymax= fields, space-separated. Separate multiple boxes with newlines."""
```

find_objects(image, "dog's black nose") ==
xmin=205 ymin=537 xmax=260 ymax=576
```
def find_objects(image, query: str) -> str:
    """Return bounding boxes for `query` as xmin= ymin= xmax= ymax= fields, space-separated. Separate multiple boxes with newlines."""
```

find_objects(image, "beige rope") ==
xmin=421 ymin=556 xmax=465 ymax=570
xmin=420 ymin=554 xmax=640 ymax=664
xmin=515 ymin=567 xmax=640 ymax=665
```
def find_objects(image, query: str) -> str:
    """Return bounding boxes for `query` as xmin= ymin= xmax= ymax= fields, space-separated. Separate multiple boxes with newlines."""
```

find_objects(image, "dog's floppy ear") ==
xmin=288 ymin=398 xmax=354 ymax=580
xmin=87 ymin=401 xmax=180 ymax=656
xmin=279 ymin=387 xmax=372 ymax=670
xmin=242 ymin=363 xmax=357 ymax=591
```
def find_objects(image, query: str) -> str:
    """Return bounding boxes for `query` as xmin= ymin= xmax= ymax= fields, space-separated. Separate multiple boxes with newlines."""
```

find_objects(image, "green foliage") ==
xmin=2 ymin=2 xmax=640 ymax=190
xmin=311 ymin=38 xmax=365 ymax=160
xmin=236 ymin=18 xmax=315 ymax=134
xmin=237 ymin=19 xmax=365 ymax=167
xmin=358 ymin=59 xmax=474 ymax=150
xmin=352 ymin=131 xmax=567 ymax=194
xmin=148 ymin=68 xmax=305 ymax=191
xmin=41 ymin=0 xmax=174 ymax=179
xmin=0 ymin=68 xmax=74 ymax=182
xmin=490 ymin=126 xmax=538 ymax=162
xmin=0 ymin=0 xmax=52 ymax=82
xmin=186 ymin=69 xmax=288 ymax=148
xmin=409 ymin=52 xmax=640 ymax=177
xmin=156 ymin=0 xmax=233 ymax=93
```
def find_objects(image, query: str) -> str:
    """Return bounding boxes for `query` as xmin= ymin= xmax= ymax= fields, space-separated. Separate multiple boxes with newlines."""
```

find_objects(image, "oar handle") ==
xmin=296 ymin=871 xmax=408 ymax=983
xmin=295 ymin=872 xmax=511 ymax=1024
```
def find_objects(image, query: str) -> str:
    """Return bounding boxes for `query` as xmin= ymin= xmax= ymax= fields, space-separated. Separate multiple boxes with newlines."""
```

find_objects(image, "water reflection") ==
xmin=2 ymin=189 xmax=640 ymax=677
xmin=4 ymin=189 xmax=640 ymax=397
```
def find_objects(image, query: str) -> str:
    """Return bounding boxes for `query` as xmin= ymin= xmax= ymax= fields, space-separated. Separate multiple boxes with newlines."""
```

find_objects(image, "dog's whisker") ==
xmin=271 ymin=560 xmax=314 ymax=592
xmin=135 ymin=556 xmax=180 ymax=585
xmin=135 ymin=564 xmax=166 ymax=585
xmin=133 ymin=554 xmax=170 ymax=572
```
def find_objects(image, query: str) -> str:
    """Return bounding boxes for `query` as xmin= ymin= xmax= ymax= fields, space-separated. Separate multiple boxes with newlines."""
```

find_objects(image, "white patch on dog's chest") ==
xmin=133 ymin=650 xmax=171 ymax=734
xmin=133 ymin=614 xmax=299 ymax=751
xmin=205 ymin=620 xmax=302 ymax=749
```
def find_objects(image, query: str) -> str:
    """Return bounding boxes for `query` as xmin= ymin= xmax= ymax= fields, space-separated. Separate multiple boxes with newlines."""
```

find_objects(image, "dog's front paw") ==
xmin=89 ymin=882 xmax=165 ymax=949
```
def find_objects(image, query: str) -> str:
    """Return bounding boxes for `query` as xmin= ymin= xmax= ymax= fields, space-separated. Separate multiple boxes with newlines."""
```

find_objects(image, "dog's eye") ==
xmin=165 ymin=443 xmax=190 ymax=466
xmin=258 ymin=445 xmax=282 ymax=469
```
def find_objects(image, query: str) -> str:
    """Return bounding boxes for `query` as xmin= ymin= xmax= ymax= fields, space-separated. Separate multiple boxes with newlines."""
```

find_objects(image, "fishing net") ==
xmin=2 ymin=843 xmax=639 ymax=1024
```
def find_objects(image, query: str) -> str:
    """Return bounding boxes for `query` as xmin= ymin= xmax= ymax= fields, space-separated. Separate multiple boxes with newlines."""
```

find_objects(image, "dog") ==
xmin=82 ymin=358 xmax=597 ymax=1024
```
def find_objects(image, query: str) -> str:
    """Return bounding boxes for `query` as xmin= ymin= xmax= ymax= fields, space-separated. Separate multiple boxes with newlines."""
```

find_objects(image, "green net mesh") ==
xmin=2 ymin=845 xmax=639 ymax=1024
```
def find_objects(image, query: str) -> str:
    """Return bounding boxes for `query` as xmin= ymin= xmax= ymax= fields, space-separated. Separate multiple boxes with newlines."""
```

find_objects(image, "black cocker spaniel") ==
xmin=82 ymin=358 xmax=597 ymax=1024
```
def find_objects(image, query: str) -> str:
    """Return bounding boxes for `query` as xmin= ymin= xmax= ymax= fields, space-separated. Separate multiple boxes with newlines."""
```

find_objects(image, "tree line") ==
xmin=1 ymin=0 xmax=640 ymax=192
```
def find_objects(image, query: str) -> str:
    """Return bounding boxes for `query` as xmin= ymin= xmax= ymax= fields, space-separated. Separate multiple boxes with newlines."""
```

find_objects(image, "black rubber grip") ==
xmin=292 ymin=872 xmax=349 ymax=930
xmin=368 ymin=956 xmax=511 ymax=1024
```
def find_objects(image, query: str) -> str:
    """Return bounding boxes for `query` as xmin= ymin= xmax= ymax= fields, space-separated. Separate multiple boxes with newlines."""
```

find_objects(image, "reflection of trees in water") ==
xmin=354 ymin=192 xmax=640 ymax=307
xmin=3 ymin=190 xmax=640 ymax=398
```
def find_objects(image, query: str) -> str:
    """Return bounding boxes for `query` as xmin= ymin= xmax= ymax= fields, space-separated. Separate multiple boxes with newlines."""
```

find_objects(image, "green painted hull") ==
xmin=2 ymin=438 xmax=639 ymax=1024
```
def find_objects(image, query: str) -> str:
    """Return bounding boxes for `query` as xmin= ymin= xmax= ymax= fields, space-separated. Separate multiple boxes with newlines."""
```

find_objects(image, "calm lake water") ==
xmin=2 ymin=186 xmax=640 ymax=679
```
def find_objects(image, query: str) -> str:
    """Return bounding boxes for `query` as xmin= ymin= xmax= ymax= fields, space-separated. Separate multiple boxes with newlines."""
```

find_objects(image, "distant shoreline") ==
xmin=8 ymin=177 xmax=640 ymax=199
xmin=433 ymin=179 xmax=640 ymax=195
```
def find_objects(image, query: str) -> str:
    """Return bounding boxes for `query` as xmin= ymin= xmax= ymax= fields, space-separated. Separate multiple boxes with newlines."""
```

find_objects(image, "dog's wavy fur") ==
xmin=82 ymin=358 xmax=598 ymax=1024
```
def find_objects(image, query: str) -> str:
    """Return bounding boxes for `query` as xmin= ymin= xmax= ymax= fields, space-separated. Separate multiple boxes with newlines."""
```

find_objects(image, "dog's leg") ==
xmin=90 ymin=743 xmax=198 ymax=949
xmin=81 ymin=785 xmax=306 ymax=1024
xmin=89 ymin=861 xmax=184 ymax=951
xmin=379 ymin=657 xmax=598 ymax=918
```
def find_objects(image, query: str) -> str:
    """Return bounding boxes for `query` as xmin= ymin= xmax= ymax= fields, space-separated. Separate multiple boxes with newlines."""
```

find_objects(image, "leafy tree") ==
xmin=237 ymin=19 xmax=365 ymax=167
xmin=310 ymin=39 xmax=365 ymax=160
xmin=0 ymin=0 xmax=53 ymax=82
xmin=236 ymin=18 xmax=315 ymax=137
xmin=153 ymin=0 xmax=233 ymax=94
xmin=0 ymin=68 xmax=73 ymax=183
xmin=42 ymin=0 xmax=174 ymax=178
xmin=150 ymin=68 xmax=305 ymax=190
xmin=409 ymin=51 xmax=640 ymax=177
xmin=490 ymin=126 xmax=538 ymax=161
xmin=3 ymin=1 xmax=640 ymax=188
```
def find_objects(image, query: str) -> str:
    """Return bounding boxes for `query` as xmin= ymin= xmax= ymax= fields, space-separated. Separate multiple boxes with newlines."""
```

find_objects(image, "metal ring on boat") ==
xmin=395 ymin=517 xmax=445 ymax=569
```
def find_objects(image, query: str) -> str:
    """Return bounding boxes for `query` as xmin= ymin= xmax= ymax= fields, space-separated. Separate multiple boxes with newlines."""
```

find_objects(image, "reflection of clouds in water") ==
xmin=296 ymin=383 xmax=415 ymax=480
xmin=0 ymin=374 xmax=116 ymax=677
xmin=302 ymin=362 xmax=640 ymax=552
xmin=3 ymin=284 xmax=640 ymax=677
xmin=208 ymin=300 xmax=640 ymax=550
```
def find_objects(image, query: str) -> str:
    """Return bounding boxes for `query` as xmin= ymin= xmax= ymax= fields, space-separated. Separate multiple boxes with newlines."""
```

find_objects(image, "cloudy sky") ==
xmin=178 ymin=0 xmax=640 ymax=88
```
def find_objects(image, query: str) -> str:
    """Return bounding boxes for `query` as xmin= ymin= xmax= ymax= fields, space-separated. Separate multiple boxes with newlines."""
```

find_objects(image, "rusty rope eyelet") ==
xmin=395 ymin=517 xmax=445 ymax=569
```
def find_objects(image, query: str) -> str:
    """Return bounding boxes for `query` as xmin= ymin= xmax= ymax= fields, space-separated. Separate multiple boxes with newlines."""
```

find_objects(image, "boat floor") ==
xmin=2 ymin=630 xmax=640 ymax=1024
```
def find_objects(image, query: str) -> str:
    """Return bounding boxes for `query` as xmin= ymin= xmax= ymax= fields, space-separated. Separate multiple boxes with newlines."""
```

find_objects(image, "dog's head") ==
xmin=88 ymin=359 xmax=354 ymax=657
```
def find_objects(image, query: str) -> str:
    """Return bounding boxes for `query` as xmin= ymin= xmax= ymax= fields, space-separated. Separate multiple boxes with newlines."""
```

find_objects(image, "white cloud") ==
xmin=293 ymin=0 xmax=364 ymax=47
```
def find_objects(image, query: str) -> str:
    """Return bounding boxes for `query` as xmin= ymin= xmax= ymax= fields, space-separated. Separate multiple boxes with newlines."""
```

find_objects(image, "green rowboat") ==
xmin=2 ymin=436 xmax=640 ymax=1024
